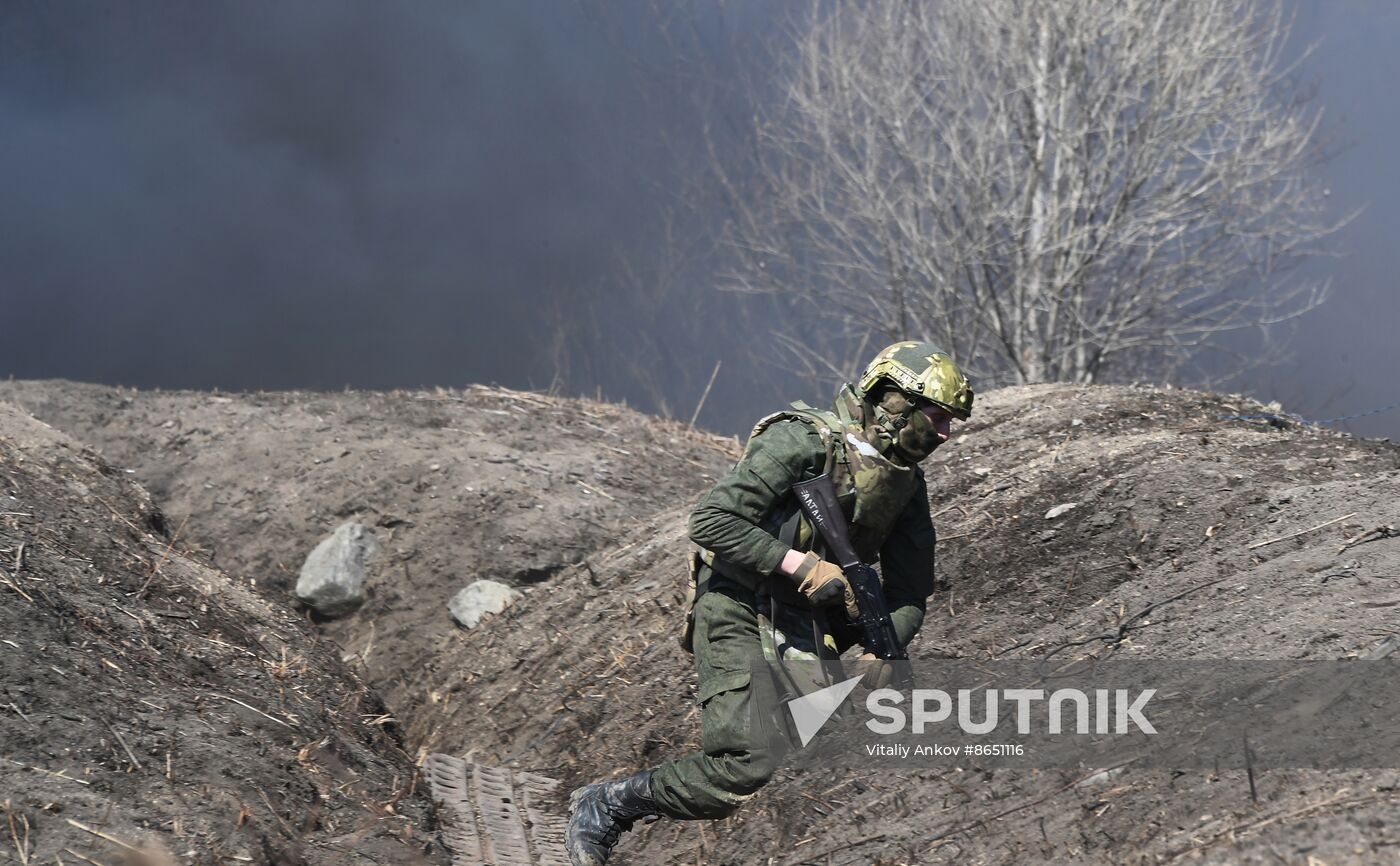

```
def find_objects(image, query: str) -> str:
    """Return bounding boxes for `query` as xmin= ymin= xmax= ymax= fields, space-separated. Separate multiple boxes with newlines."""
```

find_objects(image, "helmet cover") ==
xmin=858 ymin=341 xmax=974 ymax=420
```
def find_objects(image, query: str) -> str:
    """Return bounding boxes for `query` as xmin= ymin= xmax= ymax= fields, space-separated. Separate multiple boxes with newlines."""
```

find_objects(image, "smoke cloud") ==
xmin=0 ymin=2 xmax=1396 ymax=437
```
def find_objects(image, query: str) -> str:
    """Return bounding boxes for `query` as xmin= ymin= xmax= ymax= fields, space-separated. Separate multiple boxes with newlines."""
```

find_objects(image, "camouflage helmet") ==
xmin=858 ymin=341 xmax=974 ymax=420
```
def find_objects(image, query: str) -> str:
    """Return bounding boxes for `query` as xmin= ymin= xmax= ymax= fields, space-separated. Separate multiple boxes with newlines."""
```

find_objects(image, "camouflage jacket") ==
xmin=687 ymin=418 xmax=938 ymax=647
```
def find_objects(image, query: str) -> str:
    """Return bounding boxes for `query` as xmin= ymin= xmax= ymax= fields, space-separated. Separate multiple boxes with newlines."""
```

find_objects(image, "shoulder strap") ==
xmin=792 ymin=402 xmax=847 ymax=476
xmin=747 ymin=402 xmax=845 ymax=476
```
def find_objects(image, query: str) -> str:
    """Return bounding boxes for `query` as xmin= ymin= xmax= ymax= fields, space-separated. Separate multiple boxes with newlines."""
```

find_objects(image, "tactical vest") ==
xmin=679 ymin=390 xmax=922 ymax=654
xmin=747 ymin=388 xmax=920 ymax=562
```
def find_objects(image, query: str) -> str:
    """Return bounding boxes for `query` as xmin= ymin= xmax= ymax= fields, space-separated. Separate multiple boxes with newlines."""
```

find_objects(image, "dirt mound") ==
xmin=919 ymin=382 xmax=1400 ymax=662
xmin=7 ymin=379 xmax=1400 ymax=864
xmin=0 ymin=401 xmax=446 ymax=866
xmin=381 ymin=383 xmax=1400 ymax=865
xmin=0 ymin=380 xmax=738 ymax=748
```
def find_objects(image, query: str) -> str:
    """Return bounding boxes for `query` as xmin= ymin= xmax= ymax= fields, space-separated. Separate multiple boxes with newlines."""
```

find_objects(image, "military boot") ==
xmin=565 ymin=769 xmax=659 ymax=866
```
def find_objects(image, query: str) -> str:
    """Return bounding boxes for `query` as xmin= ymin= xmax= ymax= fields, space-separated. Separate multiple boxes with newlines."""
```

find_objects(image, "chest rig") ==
xmin=679 ymin=388 xmax=921 ymax=657
xmin=749 ymin=386 xmax=920 ymax=562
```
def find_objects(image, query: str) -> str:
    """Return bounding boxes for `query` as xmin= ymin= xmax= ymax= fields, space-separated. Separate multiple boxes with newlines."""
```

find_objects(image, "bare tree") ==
xmin=719 ymin=0 xmax=1346 ymax=386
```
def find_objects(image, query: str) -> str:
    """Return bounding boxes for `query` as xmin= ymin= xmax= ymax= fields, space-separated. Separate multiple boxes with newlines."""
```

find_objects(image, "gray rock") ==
xmin=1045 ymin=502 xmax=1079 ymax=520
xmin=295 ymin=521 xmax=378 ymax=617
xmin=1075 ymin=766 xmax=1128 ymax=788
xmin=449 ymin=580 xmax=523 ymax=629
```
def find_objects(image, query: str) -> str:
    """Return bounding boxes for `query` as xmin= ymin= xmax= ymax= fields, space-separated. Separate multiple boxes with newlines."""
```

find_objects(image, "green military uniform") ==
xmin=565 ymin=342 xmax=973 ymax=866
xmin=649 ymin=411 xmax=938 ymax=820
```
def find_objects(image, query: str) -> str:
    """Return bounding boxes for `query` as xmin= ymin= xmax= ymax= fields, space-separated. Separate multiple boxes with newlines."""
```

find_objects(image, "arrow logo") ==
xmin=786 ymin=676 xmax=863 ymax=747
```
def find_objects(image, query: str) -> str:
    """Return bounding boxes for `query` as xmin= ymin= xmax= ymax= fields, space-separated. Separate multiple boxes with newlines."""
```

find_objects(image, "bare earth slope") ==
xmin=0 ymin=402 xmax=446 ymax=866
xmin=5 ymin=380 xmax=1400 ymax=865
xmin=393 ymin=384 xmax=1400 ymax=866
xmin=0 ymin=381 xmax=737 ymax=743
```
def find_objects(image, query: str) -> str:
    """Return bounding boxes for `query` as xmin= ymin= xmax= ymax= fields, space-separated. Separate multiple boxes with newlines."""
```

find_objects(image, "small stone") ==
xmin=1045 ymin=503 xmax=1078 ymax=520
xmin=1076 ymin=767 xmax=1127 ymax=788
xmin=295 ymin=522 xmax=378 ymax=617
xmin=450 ymin=580 xmax=523 ymax=629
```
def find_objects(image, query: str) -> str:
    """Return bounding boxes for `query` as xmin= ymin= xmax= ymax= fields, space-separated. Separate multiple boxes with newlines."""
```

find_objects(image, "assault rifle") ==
xmin=791 ymin=474 xmax=910 ymax=683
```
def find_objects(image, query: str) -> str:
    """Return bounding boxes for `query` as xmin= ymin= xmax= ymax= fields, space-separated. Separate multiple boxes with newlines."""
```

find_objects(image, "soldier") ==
xmin=565 ymin=342 xmax=974 ymax=866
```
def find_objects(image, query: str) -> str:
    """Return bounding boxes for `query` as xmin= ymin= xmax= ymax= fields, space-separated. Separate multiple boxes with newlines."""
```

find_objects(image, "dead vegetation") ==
xmin=4 ymin=379 xmax=1400 ymax=864
xmin=0 ymin=403 xmax=445 ymax=866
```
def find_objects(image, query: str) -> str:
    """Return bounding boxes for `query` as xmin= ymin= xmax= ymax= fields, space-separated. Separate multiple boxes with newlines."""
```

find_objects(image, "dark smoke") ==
xmin=0 ymin=2 xmax=1396 ymax=438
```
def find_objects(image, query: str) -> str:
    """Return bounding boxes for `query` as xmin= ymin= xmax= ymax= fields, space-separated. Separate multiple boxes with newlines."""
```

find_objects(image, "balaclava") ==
xmin=863 ymin=388 xmax=944 ymax=463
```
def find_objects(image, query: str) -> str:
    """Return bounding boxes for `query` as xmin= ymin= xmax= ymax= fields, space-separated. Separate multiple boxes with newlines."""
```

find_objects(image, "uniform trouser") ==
xmin=649 ymin=580 xmax=780 ymax=820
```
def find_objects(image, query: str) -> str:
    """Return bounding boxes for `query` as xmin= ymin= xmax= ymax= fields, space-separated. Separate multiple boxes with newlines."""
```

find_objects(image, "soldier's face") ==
xmin=879 ymin=389 xmax=954 ymax=461
xmin=919 ymin=403 xmax=953 ymax=444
